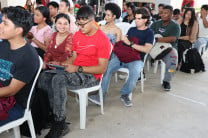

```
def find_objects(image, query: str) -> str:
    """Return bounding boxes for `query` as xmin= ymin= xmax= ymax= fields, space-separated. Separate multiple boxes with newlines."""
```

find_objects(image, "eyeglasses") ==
xmin=76 ymin=19 xmax=93 ymax=28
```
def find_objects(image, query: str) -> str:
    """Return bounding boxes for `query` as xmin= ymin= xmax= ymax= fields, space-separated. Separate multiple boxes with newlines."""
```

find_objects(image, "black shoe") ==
xmin=162 ymin=81 xmax=171 ymax=91
xmin=120 ymin=94 xmax=133 ymax=107
xmin=202 ymin=68 xmax=206 ymax=72
xmin=45 ymin=119 xmax=70 ymax=138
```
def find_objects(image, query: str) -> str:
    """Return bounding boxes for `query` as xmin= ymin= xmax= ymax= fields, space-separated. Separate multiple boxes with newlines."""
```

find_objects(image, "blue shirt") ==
xmin=127 ymin=27 xmax=154 ymax=60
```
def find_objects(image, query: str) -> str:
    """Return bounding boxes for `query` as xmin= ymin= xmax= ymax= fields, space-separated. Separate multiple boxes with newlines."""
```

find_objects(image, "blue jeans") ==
xmin=101 ymin=53 xmax=144 ymax=96
xmin=194 ymin=37 xmax=208 ymax=53
xmin=0 ymin=103 xmax=24 ymax=126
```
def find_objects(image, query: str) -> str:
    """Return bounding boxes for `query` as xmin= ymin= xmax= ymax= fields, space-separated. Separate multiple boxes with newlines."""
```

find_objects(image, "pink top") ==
xmin=29 ymin=25 xmax=53 ymax=48
xmin=67 ymin=13 xmax=78 ymax=34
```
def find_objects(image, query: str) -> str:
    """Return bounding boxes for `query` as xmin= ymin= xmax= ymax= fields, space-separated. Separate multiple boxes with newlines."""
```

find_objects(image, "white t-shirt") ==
xmin=198 ymin=15 xmax=208 ymax=38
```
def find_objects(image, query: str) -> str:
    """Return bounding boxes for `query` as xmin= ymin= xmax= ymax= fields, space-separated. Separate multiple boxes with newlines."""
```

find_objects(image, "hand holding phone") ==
xmin=46 ymin=63 xmax=65 ymax=70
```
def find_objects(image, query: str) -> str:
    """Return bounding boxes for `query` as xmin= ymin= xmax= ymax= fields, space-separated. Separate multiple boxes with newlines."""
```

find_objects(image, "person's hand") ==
xmin=201 ymin=10 xmax=206 ymax=19
xmin=196 ymin=12 xmax=200 ymax=18
xmin=49 ymin=61 xmax=60 ymax=65
xmin=42 ymin=62 xmax=47 ymax=70
xmin=63 ymin=63 xmax=78 ymax=73
xmin=26 ymin=32 xmax=34 ymax=43
xmin=121 ymin=35 xmax=130 ymax=45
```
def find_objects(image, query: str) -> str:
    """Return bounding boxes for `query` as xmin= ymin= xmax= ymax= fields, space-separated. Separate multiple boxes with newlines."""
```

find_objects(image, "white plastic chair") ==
xmin=115 ymin=22 xmax=131 ymax=35
xmin=68 ymin=44 xmax=113 ymax=130
xmin=152 ymin=59 xmax=166 ymax=84
xmin=68 ymin=77 xmax=104 ymax=130
xmin=199 ymin=43 xmax=207 ymax=58
xmin=0 ymin=56 xmax=43 ymax=138
xmin=98 ymin=20 xmax=106 ymax=26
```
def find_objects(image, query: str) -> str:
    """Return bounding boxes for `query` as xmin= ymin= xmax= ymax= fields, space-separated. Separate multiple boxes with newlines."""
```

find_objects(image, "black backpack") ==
xmin=180 ymin=48 xmax=205 ymax=73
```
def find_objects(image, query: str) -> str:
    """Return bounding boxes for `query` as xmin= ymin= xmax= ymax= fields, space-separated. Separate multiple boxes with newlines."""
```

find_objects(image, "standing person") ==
xmin=38 ymin=6 xmax=111 ymax=138
xmin=47 ymin=1 xmax=59 ymax=23
xmin=27 ymin=6 xmax=53 ymax=58
xmin=59 ymin=0 xmax=78 ymax=34
xmin=122 ymin=2 xmax=136 ymax=24
xmin=100 ymin=2 xmax=122 ymax=45
xmin=89 ymin=0 xmax=98 ymax=15
xmin=177 ymin=8 xmax=198 ymax=67
xmin=152 ymin=3 xmax=164 ymax=21
xmin=150 ymin=5 xmax=181 ymax=91
xmin=0 ymin=6 xmax=39 ymax=126
xmin=24 ymin=0 xmax=34 ymax=13
xmin=194 ymin=5 xmax=208 ymax=53
xmin=100 ymin=8 xmax=154 ymax=107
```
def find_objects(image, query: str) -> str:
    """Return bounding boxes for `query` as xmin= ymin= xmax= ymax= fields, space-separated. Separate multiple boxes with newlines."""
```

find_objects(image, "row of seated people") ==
xmin=0 ymin=2 xmax=207 ymax=138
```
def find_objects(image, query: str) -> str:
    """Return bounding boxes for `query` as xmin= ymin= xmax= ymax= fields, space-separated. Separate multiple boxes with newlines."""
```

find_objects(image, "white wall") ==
xmin=155 ymin=0 xmax=171 ymax=14
xmin=0 ymin=0 xmax=36 ymax=7
xmin=0 ymin=0 xmax=8 ymax=8
xmin=7 ymin=0 xmax=26 ymax=7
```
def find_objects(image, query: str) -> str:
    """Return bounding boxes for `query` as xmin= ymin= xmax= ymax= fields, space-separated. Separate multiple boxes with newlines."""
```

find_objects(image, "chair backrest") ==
xmin=25 ymin=56 xmax=43 ymax=112
xmin=130 ymin=20 xmax=136 ymax=28
xmin=98 ymin=20 xmax=106 ymax=26
xmin=116 ymin=22 xmax=131 ymax=35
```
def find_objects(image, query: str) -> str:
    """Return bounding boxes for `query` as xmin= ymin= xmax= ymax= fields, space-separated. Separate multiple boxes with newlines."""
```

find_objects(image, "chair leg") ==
xmin=115 ymin=72 xmax=118 ymax=83
xmin=27 ymin=111 xmax=36 ymax=138
xmin=98 ymin=89 xmax=104 ymax=114
xmin=140 ymin=70 xmax=144 ymax=92
xmin=154 ymin=60 xmax=159 ymax=73
xmin=13 ymin=127 xmax=21 ymax=138
xmin=160 ymin=61 xmax=166 ymax=84
xmin=78 ymin=92 xmax=87 ymax=129
xmin=146 ymin=58 xmax=150 ymax=72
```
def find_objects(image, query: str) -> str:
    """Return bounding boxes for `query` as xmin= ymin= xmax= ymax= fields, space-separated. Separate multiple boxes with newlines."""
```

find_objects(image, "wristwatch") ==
xmin=78 ymin=66 xmax=83 ymax=73
xmin=129 ymin=41 xmax=134 ymax=47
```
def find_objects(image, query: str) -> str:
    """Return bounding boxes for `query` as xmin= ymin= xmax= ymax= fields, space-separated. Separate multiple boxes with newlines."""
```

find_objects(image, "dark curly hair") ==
xmin=105 ymin=3 xmax=121 ymax=19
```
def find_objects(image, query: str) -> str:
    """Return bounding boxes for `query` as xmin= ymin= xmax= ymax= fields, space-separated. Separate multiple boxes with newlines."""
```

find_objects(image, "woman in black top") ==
xmin=122 ymin=2 xmax=136 ymax=24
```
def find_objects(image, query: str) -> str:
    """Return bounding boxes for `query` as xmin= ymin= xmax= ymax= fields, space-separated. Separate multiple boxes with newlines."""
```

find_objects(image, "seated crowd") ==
xmin=0 ymin=1 xmax=207 ymax=138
